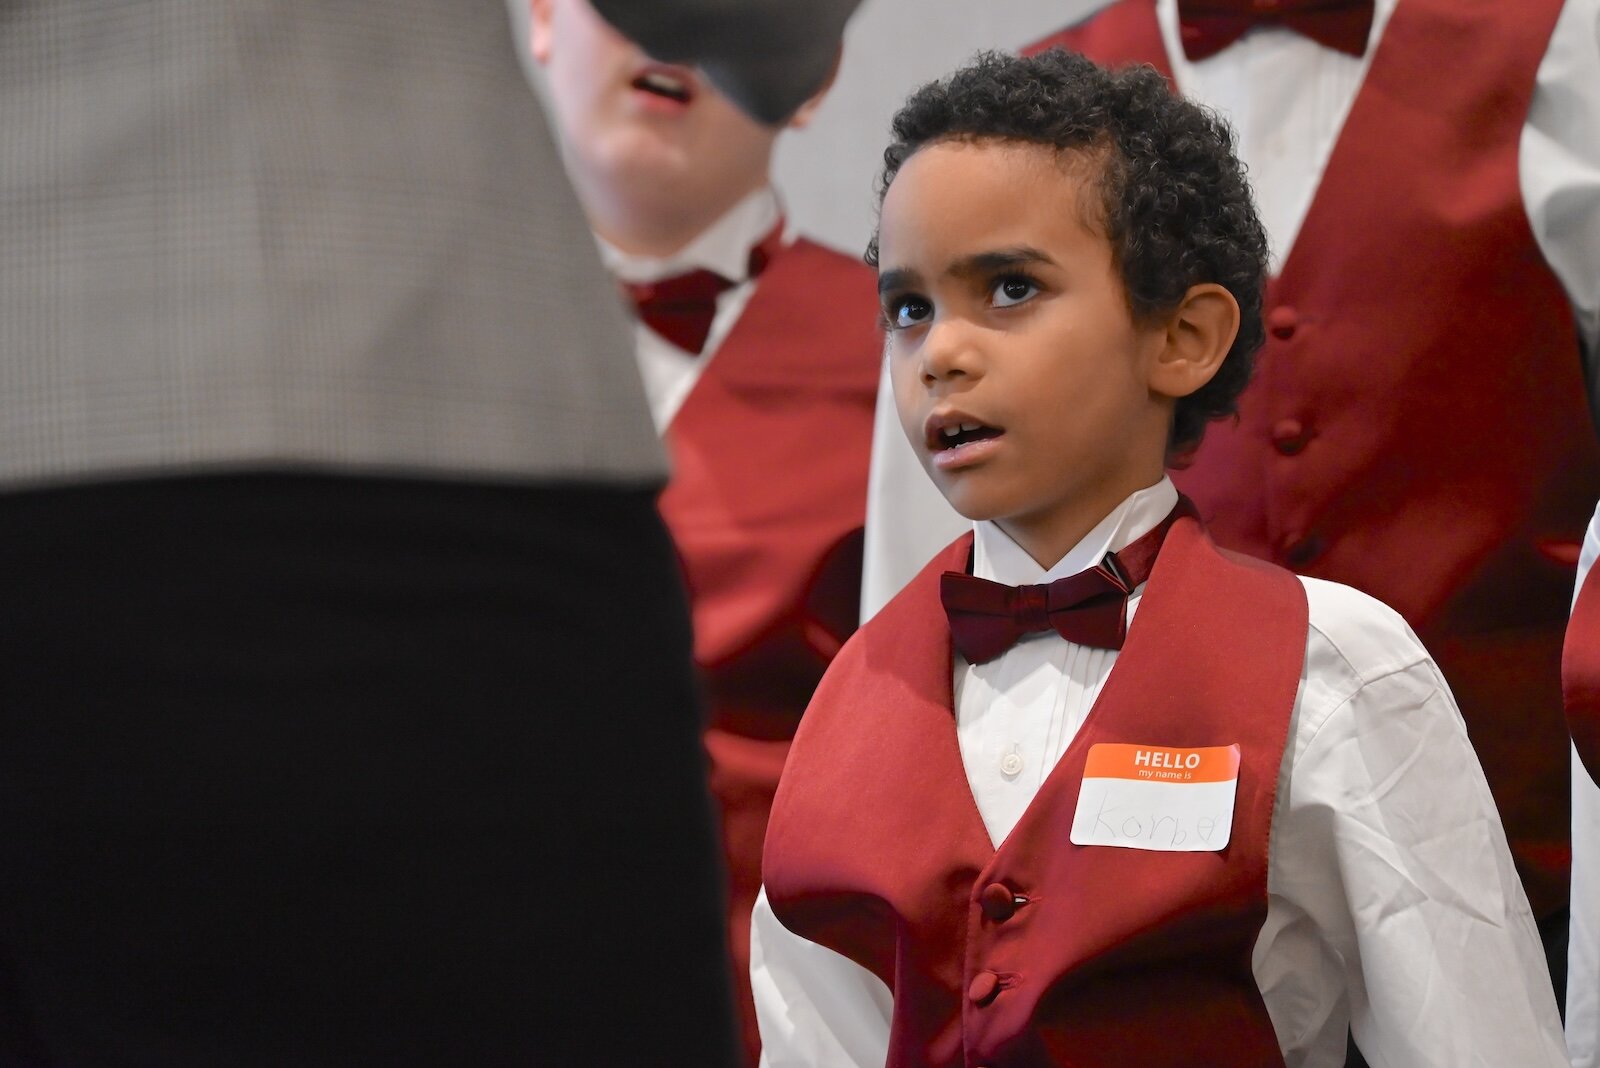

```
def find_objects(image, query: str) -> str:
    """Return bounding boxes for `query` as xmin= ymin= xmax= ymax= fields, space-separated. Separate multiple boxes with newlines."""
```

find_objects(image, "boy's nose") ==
xmin=919 ymin=319 xmax=983 ymax=385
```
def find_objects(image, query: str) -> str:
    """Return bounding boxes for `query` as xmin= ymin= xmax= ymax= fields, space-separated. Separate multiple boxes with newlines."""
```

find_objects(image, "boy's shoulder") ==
xmin=1297 ymin=574 xmax=1434 ymax=691
xmin=822 ymin=532 xmax=970 ymax=674
xmin=791 ymin=533 xmax=970 ymax=748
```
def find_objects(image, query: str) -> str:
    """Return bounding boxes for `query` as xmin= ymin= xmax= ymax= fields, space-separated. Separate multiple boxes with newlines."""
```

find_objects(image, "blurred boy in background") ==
xmin=531 ymin=2 xmax=883 ymax=1060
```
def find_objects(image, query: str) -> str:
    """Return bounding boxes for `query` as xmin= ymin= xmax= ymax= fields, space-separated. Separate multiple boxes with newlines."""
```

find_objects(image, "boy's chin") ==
xmin=920 ymin=460 xmax=1018 ymax=524
xmin=932 ymin=484 xmax=1005 ymax=524
xmin=947 ymin=502 xmax=999 ymax=523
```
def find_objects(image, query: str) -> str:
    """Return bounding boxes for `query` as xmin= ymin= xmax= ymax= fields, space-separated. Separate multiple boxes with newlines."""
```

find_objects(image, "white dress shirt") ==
xmin=1573 ymin=506 xmax=1600 ymax=1067
xmin=860 ymin=0 xmax=1600 ymax=618
xmin=599 ymin=187 xmax=783 ymax=432
xmin=754 ymin=477 xmax=1568 ymax=1067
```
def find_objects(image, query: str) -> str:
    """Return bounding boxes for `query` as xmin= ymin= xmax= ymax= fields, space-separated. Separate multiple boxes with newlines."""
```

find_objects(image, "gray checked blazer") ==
xmin=0 ymin=0 xmax=855 ymax=489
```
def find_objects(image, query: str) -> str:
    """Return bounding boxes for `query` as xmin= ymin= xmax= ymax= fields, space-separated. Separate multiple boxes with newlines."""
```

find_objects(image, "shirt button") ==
xmin=1266 ymin=305 xmax=1298 ymax=340
xmin=980 ymin=882 xmax=1020 ymax=922
xmin=999 ymin=752 xmax=1024 ymax=777
xmin=1271 ymin=417 xmax=1312 ymax=455
xmin=967 ymin=970 xmax=1001 ymax=1005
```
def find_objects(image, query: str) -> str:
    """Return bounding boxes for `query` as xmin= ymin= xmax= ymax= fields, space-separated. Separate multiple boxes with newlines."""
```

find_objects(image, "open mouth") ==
xmin=631 ymin=68 xmax=694 ymax=105
xmin=930 ymin=421 xmax=1003 ymax=451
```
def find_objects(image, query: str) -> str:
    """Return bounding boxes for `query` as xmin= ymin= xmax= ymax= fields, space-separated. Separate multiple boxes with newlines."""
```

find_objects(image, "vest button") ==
xmin=967 ymin=970 xmax=1001 ymax=1005
xmin=1271 ymin=417 xmax=1312 ymax=455
xmin=1537 ymin=538 xmax=1583 ymax=567
xmin=1266 ymin=305 xmax=1298 ymax=340
xmin=979 ymin=882 xmax=1019 ymax=922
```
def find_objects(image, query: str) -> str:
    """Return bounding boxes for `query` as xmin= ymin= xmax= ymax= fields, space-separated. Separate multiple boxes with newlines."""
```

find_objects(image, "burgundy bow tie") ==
xmin=1177 ymin=0 xmax=1375 ymax=62
xmin=622 ymin=221 xmax=785 ymax=355
xmin=942 ymin=498 xmax=1196 ymax=664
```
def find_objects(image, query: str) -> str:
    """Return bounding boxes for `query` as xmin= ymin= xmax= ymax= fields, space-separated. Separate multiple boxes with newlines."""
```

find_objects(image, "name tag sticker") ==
xmin=1069 ymin=743 xmax=1241 ymax=852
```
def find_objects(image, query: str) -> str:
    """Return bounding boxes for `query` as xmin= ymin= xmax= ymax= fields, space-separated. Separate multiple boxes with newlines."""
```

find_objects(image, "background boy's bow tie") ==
xmin=1176 ymin=0 xmax=1375 ymax=62
xmin=622 ymin=221 xmax=786 ymax=355
xmin=941 ymin=498 xmax=1196 ymax=664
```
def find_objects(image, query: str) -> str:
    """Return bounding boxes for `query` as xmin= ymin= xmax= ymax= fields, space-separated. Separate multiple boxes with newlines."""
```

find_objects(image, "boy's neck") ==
xmin=995 ymin=466 xmax=1171 ymax=573
xmin=582 ymin=175 xmax=772 ymax=261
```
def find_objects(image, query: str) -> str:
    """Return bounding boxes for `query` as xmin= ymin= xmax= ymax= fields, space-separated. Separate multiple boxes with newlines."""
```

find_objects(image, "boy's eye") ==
xmin=889 ymin=295 xmax=933 ymax=329
xmin=991 ymin=276 xmax=1037 ymax=308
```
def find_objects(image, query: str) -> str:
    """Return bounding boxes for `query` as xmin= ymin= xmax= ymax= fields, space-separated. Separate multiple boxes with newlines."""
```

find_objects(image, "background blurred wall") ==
xmin=772 ymin=0 xmax=1106 ymax=255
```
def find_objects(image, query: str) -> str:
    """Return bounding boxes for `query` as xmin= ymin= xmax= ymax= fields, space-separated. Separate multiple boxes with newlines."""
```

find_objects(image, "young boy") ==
xmin=752 ymin=50 xmax=1568 ymax=1066
xmin=865 ymin=0 xmax=1600 ymax=973
xmin=529 ymin=3 xmax=882 ymax=1061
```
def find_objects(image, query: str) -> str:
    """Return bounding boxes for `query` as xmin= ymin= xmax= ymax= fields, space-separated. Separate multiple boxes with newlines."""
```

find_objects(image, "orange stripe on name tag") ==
xmin=1082 ymin=743 xmax=1240 ymax=783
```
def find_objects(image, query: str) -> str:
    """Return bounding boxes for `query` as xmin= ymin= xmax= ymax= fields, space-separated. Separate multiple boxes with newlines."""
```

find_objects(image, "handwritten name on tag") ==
xmin=1069 ymin=743 xmax=1241 ymax=852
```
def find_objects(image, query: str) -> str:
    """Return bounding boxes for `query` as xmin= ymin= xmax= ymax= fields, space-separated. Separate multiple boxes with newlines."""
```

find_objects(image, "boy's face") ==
xmin=878 ymin=140 xmax=1176 ymax=564
xmin=530 ymin=0 xmax=808 ymax=212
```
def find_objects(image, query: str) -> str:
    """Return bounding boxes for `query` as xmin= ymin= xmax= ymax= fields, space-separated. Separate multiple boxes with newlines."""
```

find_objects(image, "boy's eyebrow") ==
xmin=877 ymin=247 xmax=1057 ymax=295
xmin=948 ymin=247 xmax=1056 ymax=278
xmin=877 ymin=267 xmax=919 ymax=296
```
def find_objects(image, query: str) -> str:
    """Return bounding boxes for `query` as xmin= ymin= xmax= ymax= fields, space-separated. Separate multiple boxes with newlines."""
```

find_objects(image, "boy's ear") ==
xmin=529 ymin=0 xmax=554 ymax=63
xmin=785 ymin=46 xmax=842 ymax=130
xmin=1149 ymin=283 xmax=1239 ymax=400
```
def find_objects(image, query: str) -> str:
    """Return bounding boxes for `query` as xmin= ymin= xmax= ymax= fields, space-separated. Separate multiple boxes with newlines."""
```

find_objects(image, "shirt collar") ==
xmin=599 ymin=187 xmax=782 ymax=285
xmin=1156 ymin=0 xmax=1395 ymax=65
xmin=972 ymin=476 xmax=1180 ymax=586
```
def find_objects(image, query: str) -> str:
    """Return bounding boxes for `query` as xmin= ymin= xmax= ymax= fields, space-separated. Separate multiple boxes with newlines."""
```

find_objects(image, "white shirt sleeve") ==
xmin=749 ymin=886 xmax=893 ymax=1067
xmin=1260 ymin=582 xmax=1568 ymax=1067
xmin=1522 ymin=0 xmax=1600 ymax=368
xmin=1570 ymin=502 xmax=1600 ymax=1067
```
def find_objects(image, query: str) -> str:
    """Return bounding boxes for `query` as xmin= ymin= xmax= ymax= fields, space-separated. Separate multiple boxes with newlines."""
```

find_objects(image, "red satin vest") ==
xmin=1031 ymin=0 xmax=1600 ymax=915
xmin=655 ymin=235 xmax=881 ymax=1064
xmin=764 ymin=518 xmax=1308 ymax=1067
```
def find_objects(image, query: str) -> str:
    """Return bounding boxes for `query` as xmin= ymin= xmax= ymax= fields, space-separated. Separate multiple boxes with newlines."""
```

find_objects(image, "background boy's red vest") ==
xmin=656 ymin=236 xmax=881 ymax=1064
xmin=765 ymin=519 xmax=1307 ymax=1067
xmin=1031 ymin=0 xmax=1600 ymax=916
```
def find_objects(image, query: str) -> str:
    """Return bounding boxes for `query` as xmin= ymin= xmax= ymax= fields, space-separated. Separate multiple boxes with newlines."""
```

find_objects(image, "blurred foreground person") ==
xmin=0 ymin=0 xmax=853 ymax=1063
xmin=529 ymin=2 xmax=880 ymax=1060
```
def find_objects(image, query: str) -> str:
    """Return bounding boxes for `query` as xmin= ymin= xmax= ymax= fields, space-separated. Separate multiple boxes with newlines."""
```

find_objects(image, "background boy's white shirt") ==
xmin=754 ymin=477 xmax=1568 ymax=1067
xmin=1573 ymin=505 xmax=1600 ymax=1068
xmin=599 ymin=187 xmax=782 ymax=431
xmin=860 ymin=0 xmax=1600 ymax=619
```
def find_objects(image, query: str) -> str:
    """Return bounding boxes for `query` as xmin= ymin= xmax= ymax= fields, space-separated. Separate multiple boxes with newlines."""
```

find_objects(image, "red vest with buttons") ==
xmin=656 ymin=235 xmax=881 ymax=1065
xmin=763 ymin=517 xmax=1308 ymax=1067
xmin=1030 ymin=0 xmax=1600 ymax=916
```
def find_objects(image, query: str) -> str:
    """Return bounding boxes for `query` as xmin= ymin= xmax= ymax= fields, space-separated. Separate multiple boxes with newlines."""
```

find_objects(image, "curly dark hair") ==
xmin=866 ymin=49 xmax=1268 ymax=456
